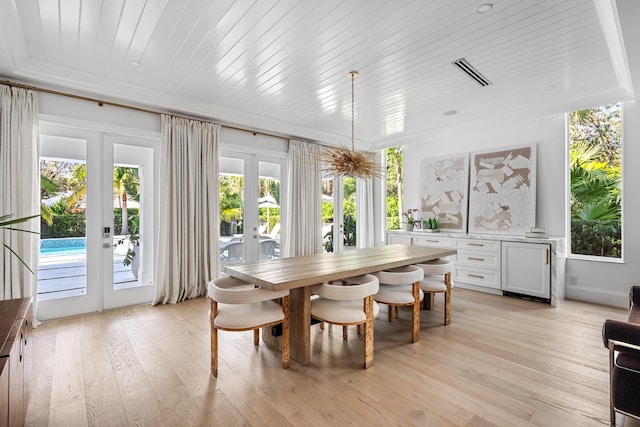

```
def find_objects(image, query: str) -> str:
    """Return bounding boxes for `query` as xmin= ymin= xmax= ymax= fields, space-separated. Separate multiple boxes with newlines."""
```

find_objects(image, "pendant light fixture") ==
xmin=320 ymin=71 xmax=380 ymax=180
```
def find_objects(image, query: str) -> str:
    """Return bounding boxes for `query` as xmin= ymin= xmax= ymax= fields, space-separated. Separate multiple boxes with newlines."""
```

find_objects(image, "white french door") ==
xmin=323 ymin=176 xmax=357 ymax=253
xmin=219 ymin=150 xmax=285 ymax=265
xmin=37 ymin=125 xmax=156 ymax=320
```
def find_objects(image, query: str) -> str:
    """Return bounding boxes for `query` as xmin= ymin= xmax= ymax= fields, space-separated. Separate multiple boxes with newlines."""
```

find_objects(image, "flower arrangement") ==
xmin=402 ymin=208 xmax=419 ymax=224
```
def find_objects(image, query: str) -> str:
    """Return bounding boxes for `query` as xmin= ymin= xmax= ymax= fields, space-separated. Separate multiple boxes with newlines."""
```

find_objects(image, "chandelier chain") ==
xmin=351 ymin=71 xmax=355 ymax=151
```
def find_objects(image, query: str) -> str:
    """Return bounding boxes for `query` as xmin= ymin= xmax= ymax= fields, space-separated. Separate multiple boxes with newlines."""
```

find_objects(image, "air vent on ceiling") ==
xmin=452 ymin=58 xmax=492 ymax=87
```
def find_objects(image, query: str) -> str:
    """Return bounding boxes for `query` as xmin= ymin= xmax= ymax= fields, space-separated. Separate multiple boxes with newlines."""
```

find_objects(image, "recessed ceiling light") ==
xmin=544 ymin=85 xmax=556 ymax=91
xmin=475 ymin=3 xmax=493 ymax=13
xmin=281 ymin=104 xmax=290 ymax=109
xmin=442 ymin=110 xmax=458 ymax=116
xmin=128 ymin=60 xmax=141 ymax=67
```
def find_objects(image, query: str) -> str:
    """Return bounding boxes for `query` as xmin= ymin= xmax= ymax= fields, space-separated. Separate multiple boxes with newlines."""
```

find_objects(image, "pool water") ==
xmin=40 ymin=237 xmax=86 ymax=257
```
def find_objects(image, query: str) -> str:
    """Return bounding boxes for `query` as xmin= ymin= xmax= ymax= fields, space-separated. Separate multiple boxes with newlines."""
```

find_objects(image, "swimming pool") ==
xmin=40 ymin=237 xmax=86 ymax=257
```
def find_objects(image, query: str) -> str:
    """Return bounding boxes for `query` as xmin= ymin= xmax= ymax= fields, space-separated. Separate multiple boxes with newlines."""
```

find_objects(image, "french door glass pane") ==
xmin=258 ymin=161 xmax=281 ymax=259
xmin=343 ymin=177 xmax=357 ymax=248
xmin=38 ymin=142 xmax=87 ymax=301
xmin=219 ymin=157 xmax=245 ymax=265
xmin=322 ymin=178 xmax=334 ymax=252
xmin=112 ymin=164 xmax=140 ymax=288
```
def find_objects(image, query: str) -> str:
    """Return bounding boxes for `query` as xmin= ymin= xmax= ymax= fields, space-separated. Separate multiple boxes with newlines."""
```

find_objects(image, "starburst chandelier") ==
xmin=320 ymin=71 xmax=380 ymax=180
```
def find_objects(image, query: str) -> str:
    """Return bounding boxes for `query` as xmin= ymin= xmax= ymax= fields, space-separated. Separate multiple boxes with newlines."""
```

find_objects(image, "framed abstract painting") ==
xmin=419 ymin=153 xmax=470 ymax=232
xmin=468 ymin=145 xmax=537 ymax=235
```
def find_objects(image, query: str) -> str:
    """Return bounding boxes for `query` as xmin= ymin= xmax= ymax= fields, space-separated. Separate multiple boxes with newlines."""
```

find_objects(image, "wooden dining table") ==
xmin=222 ymin=244 xmax=457 ymax=365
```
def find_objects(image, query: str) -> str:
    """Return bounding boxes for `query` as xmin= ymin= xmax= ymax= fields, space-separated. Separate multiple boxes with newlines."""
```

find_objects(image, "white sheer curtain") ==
xmin=284 ymin=140 xmax=322 ymax=257
xmin=153 ymin=115 xmax=220 ymax=305
xmin=0 ymin=84 xmax=40 ymax=303
xmin=356 ymin=177 xmax=375 ymax=248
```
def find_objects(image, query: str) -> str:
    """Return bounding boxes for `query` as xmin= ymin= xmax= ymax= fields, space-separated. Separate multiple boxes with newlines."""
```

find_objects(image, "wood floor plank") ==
xmin=25 ymin=289 xmax=640 ymax=426
xmin=49 ymin=318 xmax=85 ymax=408
xmin=48 ymin=398 xmax=88 ymax=427
xmin=81 ymin=333 xmax=129 ymax=427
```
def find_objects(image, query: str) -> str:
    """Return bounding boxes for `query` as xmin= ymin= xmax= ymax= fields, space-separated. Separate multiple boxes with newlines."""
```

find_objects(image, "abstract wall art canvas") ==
xmin=419 ymin=153 xmax=469 ymax=232
xmin=468 ymin=145 xmax=537 ymax=235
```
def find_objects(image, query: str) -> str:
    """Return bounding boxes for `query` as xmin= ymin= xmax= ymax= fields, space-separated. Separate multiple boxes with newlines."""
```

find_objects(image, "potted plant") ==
xmin=1 ymin=214 xmax=40 ymax=274
xmin=402 ymin=208 xmax=418 ymax=231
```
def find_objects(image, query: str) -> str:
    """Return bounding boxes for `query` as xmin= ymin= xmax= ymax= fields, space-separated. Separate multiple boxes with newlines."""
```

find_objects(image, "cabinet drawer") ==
xmin=453 ymin=239 xmax=500 ymax=252
xmin=454 ymin=266 xmax=501 ymax=289
xmin=455 ymin=250 xmax=500 ymax=269
xmin=412 ymin=236 xmax=452 ymax=248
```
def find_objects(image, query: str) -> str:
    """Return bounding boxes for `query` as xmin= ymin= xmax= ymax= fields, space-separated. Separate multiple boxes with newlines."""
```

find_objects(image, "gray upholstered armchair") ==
xmin=602 ymin=285 xmax=640 ymax=425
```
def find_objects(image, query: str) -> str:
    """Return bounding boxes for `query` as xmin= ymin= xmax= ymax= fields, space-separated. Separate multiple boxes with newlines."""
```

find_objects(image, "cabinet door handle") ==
xmin=424 ymin=240 xmax=440 ymax=243
xmin=546 ymin=249 xmax=549 ymax=265
xmin=468 ymin=257 xmax=484 ymax=261
xmin=468 ymin=274 xmax=484 ymax=279
xmin=468 ymin=243 xmax=484 ymax=247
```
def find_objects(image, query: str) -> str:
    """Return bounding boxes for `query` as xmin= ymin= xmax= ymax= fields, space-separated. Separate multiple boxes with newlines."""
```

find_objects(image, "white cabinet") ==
xmin=453 ymin=238 xmax=501 ymax=290
xmin=501 ymin=241 xmax=551 ymax=302
xmin=387 ymin=233 xmax=413 ymax=245
xmin=385 ymin=231 xmax=563 ymax=305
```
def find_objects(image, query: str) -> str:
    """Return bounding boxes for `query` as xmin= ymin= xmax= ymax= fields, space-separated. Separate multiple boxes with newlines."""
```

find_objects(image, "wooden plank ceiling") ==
xmin=0 ymin=0 xmax=634 ymax=148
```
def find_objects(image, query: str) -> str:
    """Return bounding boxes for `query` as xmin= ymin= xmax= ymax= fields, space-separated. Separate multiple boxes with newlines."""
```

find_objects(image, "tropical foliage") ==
xmin=386 ymin=147 xmax=403 ymax=230
xmin=218 ymin=175 xmax=282 ymax=236
xmin=569 ymin=104 xmax=621 ymax=258
xmin=113 ymin=166 xmax=140 ymax=235
xmin=0 ymin=214 xmax=40 ymax=273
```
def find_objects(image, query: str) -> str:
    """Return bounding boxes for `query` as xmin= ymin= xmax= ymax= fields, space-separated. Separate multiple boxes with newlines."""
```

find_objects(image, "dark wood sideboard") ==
xmin=0 ymin=298 xmax=32 ymax=427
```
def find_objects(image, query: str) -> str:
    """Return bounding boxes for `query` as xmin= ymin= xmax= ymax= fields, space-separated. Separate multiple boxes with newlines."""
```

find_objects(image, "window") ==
xmin=569 ymin=103 xmax=622 ymax=258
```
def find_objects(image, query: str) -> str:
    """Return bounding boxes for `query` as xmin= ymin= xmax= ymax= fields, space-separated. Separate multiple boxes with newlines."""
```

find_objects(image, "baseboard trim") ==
xmin=565 ymin=285 xmax=628 ymax=308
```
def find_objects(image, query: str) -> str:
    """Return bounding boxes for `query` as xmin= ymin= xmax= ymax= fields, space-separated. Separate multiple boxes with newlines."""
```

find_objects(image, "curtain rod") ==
xmin=0 ymin=79 xmax=289 ymax=140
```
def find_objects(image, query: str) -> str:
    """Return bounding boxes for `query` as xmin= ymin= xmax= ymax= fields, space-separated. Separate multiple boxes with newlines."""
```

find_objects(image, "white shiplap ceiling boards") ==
xmin=0 ymin=0 xmax=637 ymax=150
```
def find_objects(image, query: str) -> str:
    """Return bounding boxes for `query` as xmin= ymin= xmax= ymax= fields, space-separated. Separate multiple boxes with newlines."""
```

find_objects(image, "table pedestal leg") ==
xmin=289 ymin=286 xmax=311 ymax=365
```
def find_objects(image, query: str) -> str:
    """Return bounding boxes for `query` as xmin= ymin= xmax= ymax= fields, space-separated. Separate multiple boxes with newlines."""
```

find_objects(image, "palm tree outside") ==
xmin=569 ymin=104 xmax=622 ymax=258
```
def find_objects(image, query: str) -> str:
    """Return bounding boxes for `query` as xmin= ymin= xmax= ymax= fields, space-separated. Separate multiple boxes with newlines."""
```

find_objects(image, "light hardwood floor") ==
xmin=25 ymin=288 xmax=639 ymax=427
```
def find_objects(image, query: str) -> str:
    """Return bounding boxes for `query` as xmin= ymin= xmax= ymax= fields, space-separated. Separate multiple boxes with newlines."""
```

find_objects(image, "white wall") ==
xmin=403 ymin=104 xmax=640 ymax=308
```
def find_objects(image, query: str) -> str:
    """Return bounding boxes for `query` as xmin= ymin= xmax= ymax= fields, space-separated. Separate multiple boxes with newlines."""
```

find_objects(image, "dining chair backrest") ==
xmin=209 ymin=276 xmax=289 ymax=304
xmin=374 ymin=265 xmax=424 ymax=285
xmin=311 ymin=274 xmax=379 ymax=301
xmin=416 ymin=258 xmax=453 ymax=275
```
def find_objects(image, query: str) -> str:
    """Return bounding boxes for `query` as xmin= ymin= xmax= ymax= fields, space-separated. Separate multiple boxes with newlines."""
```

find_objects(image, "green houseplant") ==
xmin=1 ymin=214 xmax=40 ymax=274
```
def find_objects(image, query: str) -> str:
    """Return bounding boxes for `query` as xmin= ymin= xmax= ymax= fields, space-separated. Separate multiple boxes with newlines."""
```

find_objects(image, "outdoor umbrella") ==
xmin=258 ymin=194 xmax=280 ymax=233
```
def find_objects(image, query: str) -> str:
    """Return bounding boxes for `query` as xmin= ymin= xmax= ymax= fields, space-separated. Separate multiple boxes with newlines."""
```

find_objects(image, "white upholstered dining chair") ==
xmin=373 ymin=265 xmax=424 ymax=343
xmin=416 ymin=258 xmax=454 ymax=325
xmin=310 ymin=274 xmax=379 ymax=368
xmin=208 ymin=276 xmax=290 ymax=377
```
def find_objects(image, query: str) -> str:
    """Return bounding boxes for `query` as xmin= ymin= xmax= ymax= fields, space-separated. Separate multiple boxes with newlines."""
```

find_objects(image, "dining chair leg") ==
xmin=394 ymin=306 xmax=400 ymax=319
xmin=423 ymin=293 xmax=433 ymax=310
xmin=319 ymin=322 xmax=325 ymax=330
xmin=411 ymin=282 xmax=421 ymax=343
xmin=357 ymin=324 xmax=362 ymax=335
xmin=343 ymin=325 xmax=348 ymax=340
xmin=210 ymin=299 xmax=219 ymax=377
xmin=282 ymin=296 xmax=290 ymax=369
xmin=211 ymin=327 xmax=218 ymax=377
xmin=388 ymin=305 xmax=393 ymax=322
xmin=444 ymin=272 xmax=452 ymax=325
xmin=363 ymin=295 xmax=374 ymax=369
xmin=254 ymin=328 xmax=260 ymax=346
